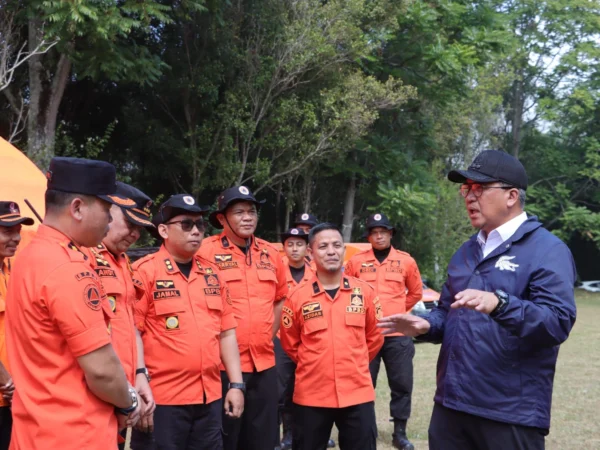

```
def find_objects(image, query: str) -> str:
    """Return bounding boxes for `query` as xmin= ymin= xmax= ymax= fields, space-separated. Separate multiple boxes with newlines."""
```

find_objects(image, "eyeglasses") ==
xmin=459 ymin=184 xmax=513 ymax=198
xmin=165 ymin=219 xmax=205 ymax=232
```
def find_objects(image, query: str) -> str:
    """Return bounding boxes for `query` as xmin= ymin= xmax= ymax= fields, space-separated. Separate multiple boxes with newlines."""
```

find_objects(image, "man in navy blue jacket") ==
xmin=378 ymin=150 xmax=576 ymax=450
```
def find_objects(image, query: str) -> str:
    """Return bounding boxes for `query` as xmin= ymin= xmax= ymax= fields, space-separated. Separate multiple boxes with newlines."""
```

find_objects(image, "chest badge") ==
xmin=495 ymin=255 xmax=519 ymax=272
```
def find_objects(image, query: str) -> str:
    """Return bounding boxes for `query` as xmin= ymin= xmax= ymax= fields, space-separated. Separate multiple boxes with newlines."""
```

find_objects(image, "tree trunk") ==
xmin=302 ymin=170 xmax=312 ymax=212
xmin=275 ymin=181 xmax=283 ymax=236
xmin=27 ymin=19 xmax=71 ymax=169
xmin=510 ymin=77 xmax=524 ymax=160
xmin=284 ymin=192 xmax=292 ymax=232
xmin=341 ymin=173 xmax=356 ymax=242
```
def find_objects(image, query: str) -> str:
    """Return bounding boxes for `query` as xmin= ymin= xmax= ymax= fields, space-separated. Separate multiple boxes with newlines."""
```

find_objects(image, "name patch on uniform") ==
xmin=156 ymin=280 xmax=175 ymax=289
xmin=153 ymin=290 xmax=181 ymax=299
xmin=216 ymin=261 xmax=238 ymax=270
xmin=204 ymin=274 xmax=219 ymax=286
xmin=302 ymin=302 xmax=323 ymax=321
xmin=165 ymin=315 xmax=179 ymax=330
xmin=95 ymin=268 xmax=116 ymax=278
xmin=360 ymin=266 xmax=376 ymax=273
xmin=204 ymin=287 xmax=221 ymax=296
xmin=84 ymin=284 xmax=102 ymax=311
xmin=75 ymin=271 xmax=95 ymax=281
xmin=346 ymin=306 xmax=365 ymax=314
xmin=256 ymin=262 xmax=275 ymax=271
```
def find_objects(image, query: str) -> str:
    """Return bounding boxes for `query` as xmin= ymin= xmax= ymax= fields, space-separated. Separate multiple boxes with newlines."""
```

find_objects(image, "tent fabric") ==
xmin=0 ymin=138 xmax=46 ymax=255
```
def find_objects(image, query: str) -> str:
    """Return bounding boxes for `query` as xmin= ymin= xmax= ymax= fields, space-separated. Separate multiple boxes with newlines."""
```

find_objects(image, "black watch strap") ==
xmin=491 ymin=290 xmax=509 ymax=317
xmin=136 ymin=367 xmax=151 ymax=382
xmin=229 ymin=382 xmax=246 ymax=393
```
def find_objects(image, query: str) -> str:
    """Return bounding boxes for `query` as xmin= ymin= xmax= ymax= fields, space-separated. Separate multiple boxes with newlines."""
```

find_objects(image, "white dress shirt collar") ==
xmin=477 ymin=211 xmax=528 ymax=258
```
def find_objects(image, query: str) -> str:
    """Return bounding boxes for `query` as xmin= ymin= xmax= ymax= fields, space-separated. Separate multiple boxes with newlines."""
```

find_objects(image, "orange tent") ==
xmin=0 ymin=138 xmax=46 ymax=254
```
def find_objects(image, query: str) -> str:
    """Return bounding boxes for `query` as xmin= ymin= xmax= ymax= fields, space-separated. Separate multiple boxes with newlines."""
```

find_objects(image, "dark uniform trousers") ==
xmin=369 ymin=335 xmax=415 ymax=420
xmin=292 ymin=401 xmax=376 ymax=450
xmin=0 ymin=407 xmax=11 ymax=450
xmin=221 ymin=367 xmax=279 ymax=450
xmin=274 ymin=337 xmax=296 ymax=421
xmin=130 ymin=400 xmax=223 ymax=450
xmin=429 ymin=403 xmax=547 ymax=450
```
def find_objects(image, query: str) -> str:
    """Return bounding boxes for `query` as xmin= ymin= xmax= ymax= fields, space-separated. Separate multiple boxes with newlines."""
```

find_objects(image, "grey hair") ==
xmin=499 ymin=183 xmax=526 ymax=208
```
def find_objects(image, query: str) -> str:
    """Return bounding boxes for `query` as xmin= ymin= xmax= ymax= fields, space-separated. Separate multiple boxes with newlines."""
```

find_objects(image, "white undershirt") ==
xmin=477 ymin=212 xmax=528 ymax=258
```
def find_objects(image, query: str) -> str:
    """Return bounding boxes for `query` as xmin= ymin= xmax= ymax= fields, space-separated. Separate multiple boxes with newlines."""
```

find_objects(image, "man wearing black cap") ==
xmin=0 ymin=202 xmax=34 ymax=449
xmin=345 ymin=213 xmax=422 ymax=450
xmin=293 ymin=213 xmax=319 ymax=234
xmin=199 ymin=186 xmax=288 ymax=450
xmin=6 ymin=157 xmax=141 ymax=450
xmin=84 ymin=182 xmax=157 ymax=448
xmin=131 ymin=194 xmax=244 ymax=450
xmin=274 ymin=228 xmax=314 ymax=450
xmin=378 ymin=150 xmax=577 ymax=450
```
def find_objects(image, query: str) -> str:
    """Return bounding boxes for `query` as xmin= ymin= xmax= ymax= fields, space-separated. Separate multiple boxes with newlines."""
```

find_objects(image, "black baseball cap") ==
xmin=209 ymin=186 xmax=265 ymax=229
xmin=447 ymin=150 xmax=528 ymax=190
xmin=46 ymin=157 xmax=134 ymax=207
xmin=0 ymin=201 xmax=34 ymax=227
xmin=363 ymin=213 xmax=395 ymax=238
xmin=153 ymin=194 xmax=209 ymax=227
xmin=114 ymin=182 xmax=155 ymax=229
xmin=280 ymin=227 xmax=309 ymax=243
xmin=293 ymin=213 xmax=319 ymax=228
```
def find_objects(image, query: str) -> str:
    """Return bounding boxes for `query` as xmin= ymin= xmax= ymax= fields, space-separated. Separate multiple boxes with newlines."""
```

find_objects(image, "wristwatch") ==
xmin=491 ymin=289 xmax=509 ymax=317
xmin=136 ymin=367 xmax=151 ymax=382
xmin=228 ymin=382 xmax=246 ymax=393
xmin=116 ymin=386 xmax=139 ymax=415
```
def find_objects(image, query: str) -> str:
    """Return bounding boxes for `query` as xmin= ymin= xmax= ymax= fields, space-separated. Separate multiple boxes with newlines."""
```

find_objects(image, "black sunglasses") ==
xmin=165 ymin=219 xmax=205 ymax=232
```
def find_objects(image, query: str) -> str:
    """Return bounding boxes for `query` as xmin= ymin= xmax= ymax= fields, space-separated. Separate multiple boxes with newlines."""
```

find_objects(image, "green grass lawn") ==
xmin=370 ymin=291 xmax=600 ymax=450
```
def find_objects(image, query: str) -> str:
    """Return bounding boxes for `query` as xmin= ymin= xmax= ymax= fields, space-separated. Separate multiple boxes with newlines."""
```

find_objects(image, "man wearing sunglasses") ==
xmin=199 ymin=186 xmax=288 ymax=450
xmin=83 ymin=182 xmax=157 ymax=449
xmin=130 ymin=194 xmax=244 ymax=450
xmin=378 ymin=150 xmax=576 ymax=450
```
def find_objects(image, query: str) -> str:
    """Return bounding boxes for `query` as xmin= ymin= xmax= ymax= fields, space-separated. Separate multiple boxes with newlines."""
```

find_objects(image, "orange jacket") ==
xmin=280 ymin=275 xmax=383 ymax=408
xmin=277 ymin=259 xmax=314 ymax=339
xmin=198 ymin=233 xmax=288 ymax=372
xmin=345 ymin=247 xmax=422 ymax=337
xmin=84 ymin=244 xmax=140 ymax=384
xmin=133 ymin=246 xmax=236 ymax=405
xmin=0 ymin=259 xmax=10 ymax=407
xmin=6 ymin=225 xmax=117 ymax=450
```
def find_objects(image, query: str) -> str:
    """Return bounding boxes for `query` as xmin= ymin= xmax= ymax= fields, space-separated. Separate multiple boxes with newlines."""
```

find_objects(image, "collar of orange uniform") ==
xmin=310 ymin=274 xmax=352 ymax=296
xmin=37 ymin=224 xmax=89 ymax=261
xmin=366 ymin=245 xmax=398 ymax=261
xmin=157 ymin=244 xmax=203 ymax=276
xmin=219 ymin=232 xmax=259 ymax=250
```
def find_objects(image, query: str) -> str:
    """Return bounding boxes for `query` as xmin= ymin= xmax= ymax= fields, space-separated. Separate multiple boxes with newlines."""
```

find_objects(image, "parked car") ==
xmin=411 ymin=280 xmax=440 ymax=315
xmin=577 ymin=280 xmax=600 ymax=293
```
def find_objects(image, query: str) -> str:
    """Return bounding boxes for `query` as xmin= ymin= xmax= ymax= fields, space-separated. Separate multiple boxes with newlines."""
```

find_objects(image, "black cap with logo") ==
xmin=153 ymin=194 xmax=209 ymax=227
xmin=209 ymin=186 xmax=265 ymax=229
xmin=293 ymin=213 xmax=319 ymax=228
xmin=46 ymin=157 xmax=134 ymax=207
xmin=280 ymin=227 xmax=309 ymax=243
xmin=114 ymin=182 xmax=155 ymax=229
xmin=447 ymin=150 xmax=528 ymax=190
xmin=0 ymin=201 xmax=34 ymax=227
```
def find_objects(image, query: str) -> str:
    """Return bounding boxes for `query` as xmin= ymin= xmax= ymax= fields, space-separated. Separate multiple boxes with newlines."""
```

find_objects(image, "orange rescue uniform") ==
xmin=0 ymin=259 xmax=11 ymax=408
xmin=198 ymin=234 xmax=288 ymax=372
xmin=133 ymin=246 xmax=236 ymax=405
xmin=277 ymin=258 xmax=314 ymax=339
xmin=345 ymin=247 xmax=422 ymax=337
xmin=280 ymin=276 xmax=383 ymax=408
xmin=84 ymin=244 xmax=139 ymax=384
xmin=6 ymin=225 xmax=116 ymax=450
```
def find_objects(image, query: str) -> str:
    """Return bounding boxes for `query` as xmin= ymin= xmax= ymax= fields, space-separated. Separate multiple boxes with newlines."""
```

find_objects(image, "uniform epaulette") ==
xmin=254 ymin=237 xmax=279 ymax=252
xmin=131 ymin=252 xmax=156 ymax=270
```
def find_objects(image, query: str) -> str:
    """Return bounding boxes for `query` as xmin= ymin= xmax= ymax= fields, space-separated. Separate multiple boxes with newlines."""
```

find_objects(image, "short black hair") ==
xmin=308 ymin=222 xmax=343 ymax=246
xmin=45 ymin=189 xmax=94 ymax=213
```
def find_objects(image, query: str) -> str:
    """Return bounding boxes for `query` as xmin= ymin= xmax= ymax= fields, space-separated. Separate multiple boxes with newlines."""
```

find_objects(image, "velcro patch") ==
xmin=302 ymin=302 xmax=323 ymax=321
xmin=346 ymin=306 xmax=365 ymax=314
xmin=95 ymin=268 xmax=116 ymax=278
xmin=204 ymin=287 xmax=221 ymax=296
xmin=156 ymin=280 xmax=175 ymax=289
